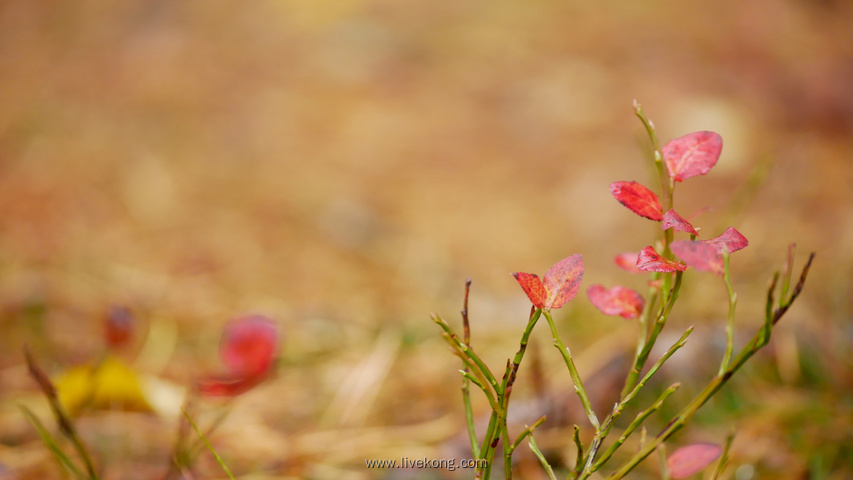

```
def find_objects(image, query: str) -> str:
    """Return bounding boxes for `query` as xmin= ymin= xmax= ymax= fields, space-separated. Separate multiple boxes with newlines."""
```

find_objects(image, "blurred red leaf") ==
xmin=587 ymin=285 xmax=645 ymax=319
xmin=661 ymin=209 xmax=698 ymax=235
xmin=704 ymin=227 xmax=749 ymax=254
xmin=198 ymin=315 xmax=279 ymax=397
xmin=220 ymin=315 xmax=279 ymax=378
xmin=636 ymin=246 xmax=686 ymax=272
xmin=671 ymin=240 xmax=724 ymax=275
xmin=662 ymin=131 xmax=723 ymax=182
xmin=610 ymin=181 xmax=663 ymax=221
xmin=514 ymin=254 xmax=584 ymax=310
xmin=105 ymin=305 xmax=135 ymax=349
xmin=198 ymin=375 xmax=265 ymax=397
xmin=667 ymin=443 xmax=722 ymax=479
xmin=512 ymin=272 xmax=547 ymax=309
xmin=614 ymin=252 xmax=642 ymax=273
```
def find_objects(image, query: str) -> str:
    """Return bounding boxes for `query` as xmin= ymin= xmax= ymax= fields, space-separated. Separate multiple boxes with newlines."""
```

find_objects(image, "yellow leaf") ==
xmin=54 ymin=357 xmax=153 ymax=416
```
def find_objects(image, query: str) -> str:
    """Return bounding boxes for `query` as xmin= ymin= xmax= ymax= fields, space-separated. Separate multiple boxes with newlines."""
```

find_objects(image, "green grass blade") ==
xmin=19 ymin=405 xmax=87 ymax=479
xmin=181 ymin=408 xmax=236 ymax=480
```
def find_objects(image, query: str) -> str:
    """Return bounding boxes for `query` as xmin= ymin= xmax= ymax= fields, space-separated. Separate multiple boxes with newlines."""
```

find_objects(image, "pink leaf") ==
xmin=704 ymin=227 xmax=749 ymax=254
xmin=543 ymin=254 xmax=584 ymax=310
xmin=220 ymin=315 xmax=280 ymax=378
xmin=587 ymin=285 xmax=645 ymax=319
xmin=667 ymin=443 xmax=723 ymax=479
xmin=661 ymin=209 xmax=698 ymax=235
xmin=610 ymin=181 xmax=663 ymax=221
xmin=671 ymin=240 xmax=724 ymax=275
xmin=636 ymin=246 xmax=686 ymax=272
xmin=662 ymin=131 xmax=723 ymax=182
xmin=614 ymin=252 xmax=642 ymax=273
xmin=513 ymin=272 xmax=547 ymax=309
xmin=514 ymin=254 xmax=584 ymax=310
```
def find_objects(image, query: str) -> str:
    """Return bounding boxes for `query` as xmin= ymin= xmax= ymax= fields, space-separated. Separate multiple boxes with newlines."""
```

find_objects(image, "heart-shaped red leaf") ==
xmin=614 ymin=252 xmax=642 ymax=273
xmin=587 ymin=285 xmax=645 ymax=319
xmin=514 ymin=254 xmax=584 ymax=310
xmin=667 ymin=443 xmax=723 ymax=479
xmin=636 ymin=246 xmax=686 ymax=272
xmin=704 ymin=227 xmax=748 ymax=254
xmin=513 ymin=272 xmax=547 ymax=309
xmin=543 ymin=254 xmax=584 ymax=309
xmin=220 ymin=315 xmax=279 ymax=378
xmin=662 ymin=131 xmax=723 ymax=182
xmin=671 ymin=240 xmax=724 ymax=275
xmin=610 ymin=181 xmax=663 ymax=221
xmin=661 ymin=209 xmax=698 ymax=235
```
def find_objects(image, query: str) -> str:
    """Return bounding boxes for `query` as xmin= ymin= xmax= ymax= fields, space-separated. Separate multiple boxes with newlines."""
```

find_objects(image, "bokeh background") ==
xmin=1 ymin=1 xmax=851 ymax=479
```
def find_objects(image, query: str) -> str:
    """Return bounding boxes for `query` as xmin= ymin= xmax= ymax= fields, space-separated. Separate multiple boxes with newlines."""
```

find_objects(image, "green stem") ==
xmin=621 ymin=271 xmax=683 ymax=398
xmin=528 ymin=433 xmax=558 ymax=480
xmin=592 ymin=383 xmax=680 ymax=475
xmin=509 ymin=416 xmax=546 ymax=454
xmin=461 ymin=279 xmax=480 ymax=458
xmin=590 ymin=326 xmax=694 ymax=474
xmin=605 ymin=252 xmax=813 ymax=479
xmin=542 ymin=310 xmax=599 ymax=430
xmin=500 ymin=308 xmax=543 ymax=479
xmin=433 ymin=315 xmax=499 ymax=393
xmin=718 ymin=252 xmax=737 ymax=375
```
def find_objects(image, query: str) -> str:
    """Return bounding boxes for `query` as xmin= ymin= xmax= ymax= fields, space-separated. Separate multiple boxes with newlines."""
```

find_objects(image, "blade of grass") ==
xmin=19 ymin=405 xmax=87 ymax=479
xmin=181 ymin=408 xmax=235 ymax=480
xmin=711 ymin=430 xmax=735 ymax=480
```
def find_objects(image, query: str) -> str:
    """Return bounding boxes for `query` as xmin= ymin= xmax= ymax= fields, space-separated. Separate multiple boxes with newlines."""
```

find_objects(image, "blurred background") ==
xmin=0 ymin=0 xmax=851 ymax=479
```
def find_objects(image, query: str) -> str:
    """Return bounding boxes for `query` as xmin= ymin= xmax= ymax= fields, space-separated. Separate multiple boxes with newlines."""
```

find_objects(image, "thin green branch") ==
xmin=528 ymin=433 xmax=557 ymax=480
xmin=434 ymin=314 xmax=499 ymax=391
xmin=542 ymin=310 xmax=599 ymax=430
xmin=604 ymin=252 xmax=813 ymax=479
xmin=460 ymin=279 xmax=480 ymax=458
xmin=570 ymin=425 xmax=584 ymax=480
xmin=719 ymin=251 xmax=737 ymax=374
xmin=509 ymin=416 xmax=546 ymax=454
xmin=621 ymin=271 xmax=683 ymax=398
xmin=591 ymin=383 xmax=680 ymax=475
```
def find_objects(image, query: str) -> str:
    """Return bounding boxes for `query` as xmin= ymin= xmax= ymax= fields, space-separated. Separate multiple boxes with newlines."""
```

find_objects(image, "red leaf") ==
xmin=514 ymin=255 xmax=584 ymax=310
xmin=542 ymin=254 xmax=584 ymax=310
xmin=610 ymin=181 xmax=663 ymax=221
xmin=198 ymin=315 xmax=279 ymax=398
xmin=614 ymin=252 xmax=642 ymax=273
xmin=104 ymin=306 xmax=135 ymax=349
xmin=671 ymin=240 xmax=724 ymax=275
xmin=587 ymin=285 xmax=645 ymax=319
xmin=220 ymin=315 xmax=280 ymax=378
xmin=513 ymin=272 xmax=547 ymax=309
xmin=704 ymin=227 xmax=748 ymax=254
xmin=667 ymin=443 xmax=723 ymax=479
xmin=636 ymin=246 xmax=686 ymax=272
xmin=197 ymin=375 xmax=265 ymax=397
xmin=661 ymin=209 xmax=698 ymax=235
xmin=662 ymin=131 xmax=723 ymax=182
